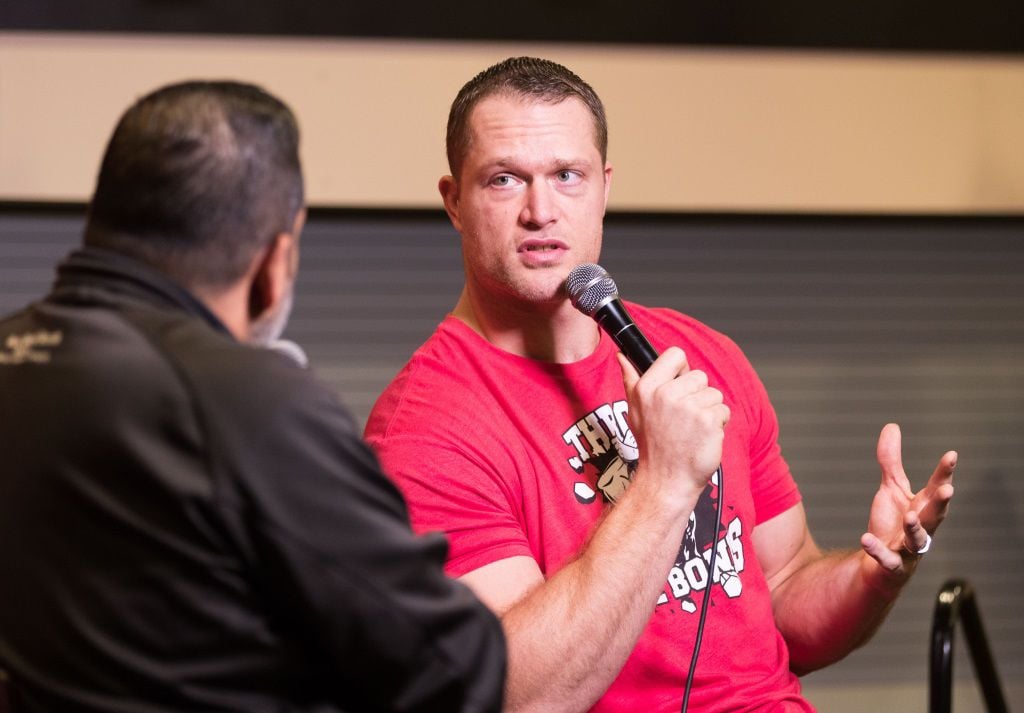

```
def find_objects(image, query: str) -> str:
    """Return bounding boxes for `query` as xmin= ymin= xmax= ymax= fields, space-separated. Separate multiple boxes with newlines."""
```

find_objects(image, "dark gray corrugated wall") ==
xmin=2 ymin=209 xmax=1022 ymax=702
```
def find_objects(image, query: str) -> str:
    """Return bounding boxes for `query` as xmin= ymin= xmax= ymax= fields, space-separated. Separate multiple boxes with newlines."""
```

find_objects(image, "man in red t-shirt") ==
xmin=365 ymin=56 xmax=957 ymax=712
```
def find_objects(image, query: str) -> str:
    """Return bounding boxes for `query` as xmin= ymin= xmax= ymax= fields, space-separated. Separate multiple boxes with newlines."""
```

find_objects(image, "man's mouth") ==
xmin=519 ymin=239 xmax=568 ymax=253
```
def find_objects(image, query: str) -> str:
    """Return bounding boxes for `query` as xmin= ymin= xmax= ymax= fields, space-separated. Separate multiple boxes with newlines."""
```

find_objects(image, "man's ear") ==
xmin=248 ymin=232 xmax=297 ymax=321
xmin=438 ymin=175 xmax=463 ymax=233
xmin=602 ymin=162 xmax=613 ymax=214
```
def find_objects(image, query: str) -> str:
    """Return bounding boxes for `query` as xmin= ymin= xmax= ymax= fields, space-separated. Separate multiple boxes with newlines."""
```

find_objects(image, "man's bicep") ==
xmin=752 ymin=501 xmax=821 ymax=595
xmin=460 ymin=556 xmax=545 ymax=617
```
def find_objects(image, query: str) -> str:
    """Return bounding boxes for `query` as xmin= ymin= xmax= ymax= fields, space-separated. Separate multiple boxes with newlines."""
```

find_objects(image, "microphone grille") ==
xmin=268 ymin=339 xmax=309 ymax=368
xmin=565 ymin=263 xmax=618 ymax=316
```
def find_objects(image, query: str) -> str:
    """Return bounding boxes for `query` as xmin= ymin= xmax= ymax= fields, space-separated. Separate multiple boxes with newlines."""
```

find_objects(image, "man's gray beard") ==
xmin=248 ymin=286 xmax=294 ymax=348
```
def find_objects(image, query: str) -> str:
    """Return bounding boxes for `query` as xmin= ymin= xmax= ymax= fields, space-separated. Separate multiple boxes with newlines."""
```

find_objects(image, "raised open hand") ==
xmin=859 ymin=423 xmax=956 ymax=578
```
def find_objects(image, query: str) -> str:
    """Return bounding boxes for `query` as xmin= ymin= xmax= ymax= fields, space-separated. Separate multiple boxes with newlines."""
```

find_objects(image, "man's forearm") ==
xmin=500 ymin=475 xmax=700 ymax=712
xmin=771 ymin=549 xmax=908 ymax=675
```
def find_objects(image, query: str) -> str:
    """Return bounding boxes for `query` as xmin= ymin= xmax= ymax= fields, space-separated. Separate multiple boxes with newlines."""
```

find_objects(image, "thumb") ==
xmin=617 ymin=352 xmax=640 ymax=393
xmin=876 ymin=422 xmax=909 ymax=488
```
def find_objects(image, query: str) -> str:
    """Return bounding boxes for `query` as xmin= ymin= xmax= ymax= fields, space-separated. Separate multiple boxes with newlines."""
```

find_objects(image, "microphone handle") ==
xmin=595 ymin=299 xmax=659 ymax=374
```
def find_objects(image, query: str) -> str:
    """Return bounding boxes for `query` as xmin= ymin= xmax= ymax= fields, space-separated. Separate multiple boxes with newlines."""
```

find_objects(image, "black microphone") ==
xmin=565 ymin=263 xmax=658 ymax=374
xmin=268 ymin=339 xmax=309 ymax=368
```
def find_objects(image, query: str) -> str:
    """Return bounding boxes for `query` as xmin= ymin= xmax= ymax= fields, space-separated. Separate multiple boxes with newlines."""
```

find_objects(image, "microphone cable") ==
xmin=681 ymin=464 xmax=724 ymax=713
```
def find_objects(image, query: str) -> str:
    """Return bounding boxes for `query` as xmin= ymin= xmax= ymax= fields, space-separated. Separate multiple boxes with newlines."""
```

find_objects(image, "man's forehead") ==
xmin=468 ymin=92 xmax=590 ymax=125
xmin=464 ymin=94 xmax=600 ymax=158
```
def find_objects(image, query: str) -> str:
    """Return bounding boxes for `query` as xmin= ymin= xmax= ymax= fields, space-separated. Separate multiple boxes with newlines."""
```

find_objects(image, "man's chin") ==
xmin=519 ymin=272 xmax=576 ymax=303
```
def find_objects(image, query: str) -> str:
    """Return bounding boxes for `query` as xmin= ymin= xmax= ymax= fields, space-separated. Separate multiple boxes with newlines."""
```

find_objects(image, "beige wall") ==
xmin=2 ymin=32 xmax=1023 ymax=213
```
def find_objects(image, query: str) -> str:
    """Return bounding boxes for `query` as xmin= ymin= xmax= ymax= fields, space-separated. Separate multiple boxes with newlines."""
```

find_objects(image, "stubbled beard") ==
xmin=248 ymin=286 xmax=294 ymax=347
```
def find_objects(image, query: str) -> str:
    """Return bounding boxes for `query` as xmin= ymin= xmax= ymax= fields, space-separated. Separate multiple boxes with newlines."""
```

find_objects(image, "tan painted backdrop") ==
xmin=2 ymin=32 xmax=1023 ymax=213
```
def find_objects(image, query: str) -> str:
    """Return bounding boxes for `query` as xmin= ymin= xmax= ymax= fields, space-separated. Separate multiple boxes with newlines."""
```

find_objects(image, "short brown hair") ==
xmin=445 ymin=57 xmax=608 ymax=178
xmin=85 ymin=81 xmax=304 ymax=290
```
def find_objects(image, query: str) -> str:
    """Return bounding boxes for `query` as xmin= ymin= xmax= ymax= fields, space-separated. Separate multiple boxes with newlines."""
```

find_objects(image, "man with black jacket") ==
xmin=0 ymin=80 xmax=505 ymax=712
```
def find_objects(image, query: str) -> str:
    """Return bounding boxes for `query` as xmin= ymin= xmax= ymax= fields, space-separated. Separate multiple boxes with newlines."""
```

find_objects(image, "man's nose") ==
xmin=520 ymin=181 xmax=558 ymax=228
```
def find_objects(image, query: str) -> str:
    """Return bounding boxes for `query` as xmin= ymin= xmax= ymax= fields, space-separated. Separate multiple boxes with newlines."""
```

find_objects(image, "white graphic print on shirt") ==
xmin=561 ymin=401 xmax=745 ymax=613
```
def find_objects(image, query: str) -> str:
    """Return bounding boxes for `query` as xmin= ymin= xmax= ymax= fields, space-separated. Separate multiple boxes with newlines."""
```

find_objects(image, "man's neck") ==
xmin=451 ymin=286 xmax=601 ymax=364
xmin=193 ymin=281 xmax=250 ymax=342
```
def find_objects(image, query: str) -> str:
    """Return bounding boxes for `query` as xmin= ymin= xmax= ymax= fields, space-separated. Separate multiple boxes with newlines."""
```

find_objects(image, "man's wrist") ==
xmin=859 ymin=549 xmax=915 ymax=598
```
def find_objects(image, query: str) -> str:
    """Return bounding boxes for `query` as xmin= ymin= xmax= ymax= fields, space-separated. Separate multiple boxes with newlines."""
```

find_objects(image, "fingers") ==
xmin=636 ymin=349 xmax=728 ymax=427
xmin=617 ymin=347 xmax=689 ymax=400
xmin=860 ymin=532 xmax=905 ymax=573
xmin=640 ymin=345 xmax=690 ymax=383
xmin=619 ymin=347 xmax=728 ymax=494
xmin=616 ymin=352 xmax=640 ymax=393
xmin=861 ymin=510 xmax=932 ymax=576
xmin=928 ymin=450 xmax=958 ymax=490
xmin=863 ymin=428 xmax=958 ymax=581
xmin=876 ymin=423 xmax=912 ymax=493
xmin=915 ymin=453 xmax=957 ymax=533
xmin=902 ymin=510 xmax=930 ymax=553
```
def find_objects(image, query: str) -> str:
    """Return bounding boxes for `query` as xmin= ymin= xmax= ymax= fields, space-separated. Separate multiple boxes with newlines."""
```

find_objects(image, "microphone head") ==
xmin=268 ymin=339 xmax=309 ymax=368
xmin=566 ymin=263 xmax=619 ymax=316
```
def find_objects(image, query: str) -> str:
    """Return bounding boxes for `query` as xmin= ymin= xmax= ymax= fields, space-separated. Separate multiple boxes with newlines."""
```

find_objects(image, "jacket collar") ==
xmin=49 ymin=247 xmax=232 ymax=337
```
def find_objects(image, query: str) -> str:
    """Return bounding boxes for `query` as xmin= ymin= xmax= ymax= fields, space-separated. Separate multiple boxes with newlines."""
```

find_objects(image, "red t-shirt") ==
xmin=366 ymin=304 xmax=813 ymax=712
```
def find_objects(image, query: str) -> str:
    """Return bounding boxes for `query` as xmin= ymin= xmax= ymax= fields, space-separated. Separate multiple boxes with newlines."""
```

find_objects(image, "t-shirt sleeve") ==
xmin=640 ymin=306 xmax=801 ymax=525
xmin=720 ymin=335 xmax=802 ymax=524
xmin=371 ymin=432 xmax=534 ymax=578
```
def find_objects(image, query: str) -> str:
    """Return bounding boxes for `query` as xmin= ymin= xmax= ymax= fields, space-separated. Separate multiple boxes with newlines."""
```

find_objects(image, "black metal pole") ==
xmin=929 ymin=578 xmax=1010 ymax=713
xmin=929 ymin=579 xmax=960 ymax=713
xmin=960 ymin=591 xmax=1009 ymax=713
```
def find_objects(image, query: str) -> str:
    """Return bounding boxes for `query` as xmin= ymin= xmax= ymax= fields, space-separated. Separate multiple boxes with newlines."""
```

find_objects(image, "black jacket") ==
xmin=0 ymin=248 xmax=505 ymax=712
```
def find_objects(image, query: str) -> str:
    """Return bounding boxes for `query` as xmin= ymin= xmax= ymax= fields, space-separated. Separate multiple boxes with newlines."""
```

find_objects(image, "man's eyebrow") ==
xmin=552 ymin=158 xmax=591 ymax=169
xmin=480 ymin=156 xmax=594 ymax=171
xmin=481 ymin=156 xmax=518 ymax=170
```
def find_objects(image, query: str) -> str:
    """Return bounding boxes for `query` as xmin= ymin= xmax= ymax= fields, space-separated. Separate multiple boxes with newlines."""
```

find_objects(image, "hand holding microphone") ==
xmin=565 ymin=263 xmax=728 ymax=493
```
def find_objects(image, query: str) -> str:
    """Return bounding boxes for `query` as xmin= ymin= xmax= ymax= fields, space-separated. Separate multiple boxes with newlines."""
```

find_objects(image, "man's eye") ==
xmin=492 ymin=175 xmax=513 ymax=187
xmin=557 ymin=170 xmax=581 ymax=183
